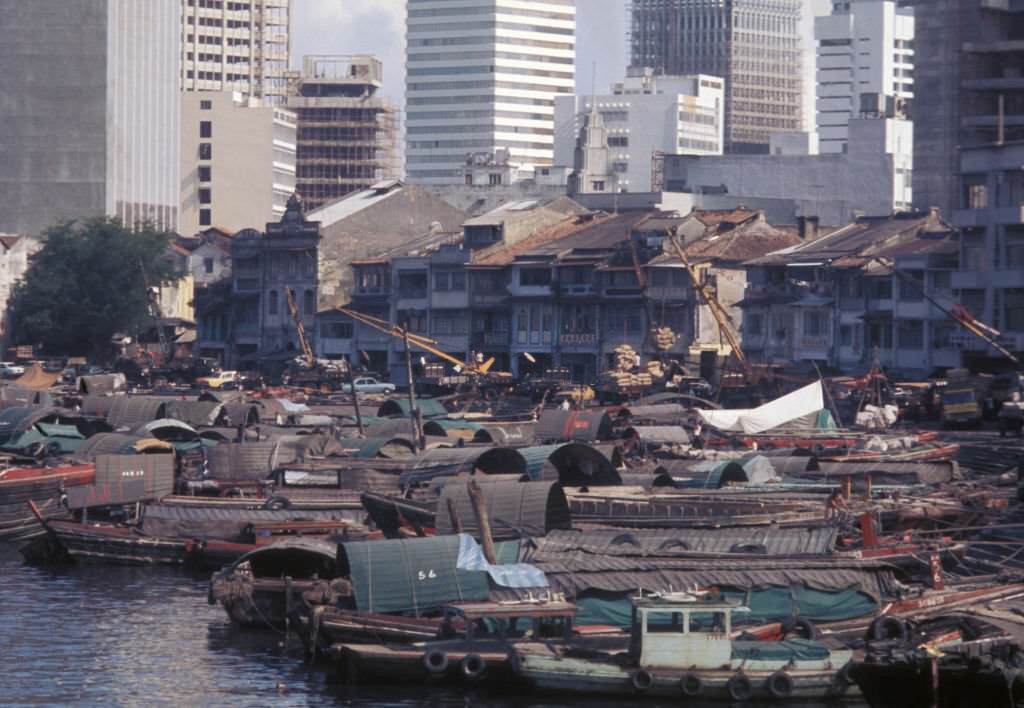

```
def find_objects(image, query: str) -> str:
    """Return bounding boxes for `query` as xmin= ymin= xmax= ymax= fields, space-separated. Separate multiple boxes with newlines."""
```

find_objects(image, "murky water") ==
xmin=1 ymin=547 xmax=866 ymax=707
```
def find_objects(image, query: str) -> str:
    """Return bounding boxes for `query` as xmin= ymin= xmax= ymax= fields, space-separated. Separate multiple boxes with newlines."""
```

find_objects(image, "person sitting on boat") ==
xmin=825 ymin=489 xmax=849 ymax=521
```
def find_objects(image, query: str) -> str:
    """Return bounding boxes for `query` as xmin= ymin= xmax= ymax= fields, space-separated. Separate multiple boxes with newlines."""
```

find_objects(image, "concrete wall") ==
xmin=0 ymin=0 xmax=179 ymax=236
xmin=180 ymin=92 xmax=296 ymax=236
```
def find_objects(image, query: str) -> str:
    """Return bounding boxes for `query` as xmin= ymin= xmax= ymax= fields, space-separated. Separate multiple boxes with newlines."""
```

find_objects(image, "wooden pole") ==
xmin=446 ymin=497 xmax=463 ymax=534
xmin=467 ymin=479 xmax=497 ymax=564
xmin=402 ymin=324 xmax=425 ymax=450
xmin=841 ymin=474 xmax=852 ymax=500
xmin=349 ymin=367 xmax=365 ymax=437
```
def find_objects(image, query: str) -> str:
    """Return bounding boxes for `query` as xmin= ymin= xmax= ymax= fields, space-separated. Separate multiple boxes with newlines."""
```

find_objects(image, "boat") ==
xmin=512 ymin=590 xmax=856 ymax=701
xmin=0 ymin=464 xmax=95 ymax=542
xmin=331 ymin=598 xmax=626 ymax=686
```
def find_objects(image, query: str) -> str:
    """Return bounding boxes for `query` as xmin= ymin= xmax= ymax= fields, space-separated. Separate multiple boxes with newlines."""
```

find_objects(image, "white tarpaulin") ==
xmin=698 ymin=381 xmax=825 ymax=434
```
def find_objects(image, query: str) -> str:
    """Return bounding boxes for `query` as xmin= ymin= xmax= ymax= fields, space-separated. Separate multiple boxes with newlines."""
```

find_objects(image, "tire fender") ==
xmin=680 ymin=672 xmax=703 ymax=696
xmin=461 ymin=653 xmax=487 ymax=681
xmin=727 ymin=673 xmax=753 ymax=701
xmin=631 ymin=669 xmax=654 ymax=692
xmin=767 ymin=670 xmax=794 ymax=698
xmin=422 ymin=649 xmax=449 ymax=674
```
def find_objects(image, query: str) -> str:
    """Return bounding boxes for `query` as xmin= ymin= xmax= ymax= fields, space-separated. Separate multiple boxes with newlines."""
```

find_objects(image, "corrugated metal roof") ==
xmin=106 ymin=397 xmax=176 ymax=429
xmin=365 ymin=417 xmax=420 ymax=439
xmin=618 ymin=404 xmax=689 ymax=424
xmin=73 ymin=433 xmax=169 ymax=461
xmin=542 ymin=443 xmax=622 ymax=486
xmin=761 ymin=456 xmax=817 ymax=476
xmin=336 ymin=437 xmax=417 ymax=459
xmin=377 ymin=398 xmax=448 ymax=419
xmin=66 ymin=454 xmax=175 ymax=509
xmin=338 ymin=535 xmax=491 ymax=615
xmin=435 ymin=480 xmax=571 ymax=540
xmin=402 ymin=447 xmax=527 ymax=486
xmin=625 ymin=426 xmax=690 ymax=445
xmin=161 ymin=400 xmax=228 ymax=427
xmin=206 ymin=442 xmax=281 ymax=481
xmin=472 ymin=422 xmax=536 ymax=446
xmin=527 ymin=527 xmax=836 ymax=559
xmin=223 ymin=402 xmax=261 ymax=426
xmin=535 ymin=409 xmax=613 ymax=443
xmin=808 ymin=461 xmax=956 ymax=485
xmin=141 ymin=504 xmax=351 ymax=540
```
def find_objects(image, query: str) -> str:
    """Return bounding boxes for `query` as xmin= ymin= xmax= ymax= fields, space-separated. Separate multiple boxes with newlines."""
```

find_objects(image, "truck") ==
xmin=940 ymin=370 xmax=992 ymax=428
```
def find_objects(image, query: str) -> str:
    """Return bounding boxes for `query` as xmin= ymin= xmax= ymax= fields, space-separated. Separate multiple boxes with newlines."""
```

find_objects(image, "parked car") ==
xmin=196 ymin=370 xmax=239 ymax=390
xmin=352 ymin=376 xmax=396 ymax=395
xmin=0 ymin=362 xmax=25 ymax=378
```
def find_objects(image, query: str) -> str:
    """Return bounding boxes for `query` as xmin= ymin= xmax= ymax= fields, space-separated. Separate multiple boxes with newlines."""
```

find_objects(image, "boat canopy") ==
xmin=697 ymin=381 xmax=825 ymax=434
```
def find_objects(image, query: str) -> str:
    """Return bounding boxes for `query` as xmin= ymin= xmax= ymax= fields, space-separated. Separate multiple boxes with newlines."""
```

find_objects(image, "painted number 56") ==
xmin=417 ymin=569 xmax=437 ymax=581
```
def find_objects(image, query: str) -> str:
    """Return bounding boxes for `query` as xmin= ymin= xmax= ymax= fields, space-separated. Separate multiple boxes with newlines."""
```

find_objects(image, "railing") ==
xmin=559 ymin=333 xmax=597 ymax=346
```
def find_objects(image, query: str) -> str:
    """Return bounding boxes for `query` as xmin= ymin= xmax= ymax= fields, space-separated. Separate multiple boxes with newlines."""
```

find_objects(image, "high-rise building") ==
xmin=555 ymin=69 xmax=724 ymax=193
xmin=630 ymin=0 xmax=803 ymax=154
xmin=286 ymin=55 xmax=400 ymax=211
xmin=0 ymin=0 xmax=181 ymax=235
xmin=180 ymin=0 xmax=291 ymax=105
xmin=916 ymin=1 xmax=1024 ymax=365
xmin=815 ymin=0 xmax=914 ymax=154
xmin=180 ymin=91 xmax=296 ymax=235
xmin=405 ymin=0 xmax=576 ymax=185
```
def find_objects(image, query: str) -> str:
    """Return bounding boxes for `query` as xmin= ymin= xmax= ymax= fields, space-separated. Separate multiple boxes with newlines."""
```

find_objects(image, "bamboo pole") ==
xmin=467 ymin=478 xmax=497 ymax=564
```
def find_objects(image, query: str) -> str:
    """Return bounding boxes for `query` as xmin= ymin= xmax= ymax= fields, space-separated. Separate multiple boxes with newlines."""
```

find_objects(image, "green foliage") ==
xmin=14 ymin=217 xmax=181 ymax=360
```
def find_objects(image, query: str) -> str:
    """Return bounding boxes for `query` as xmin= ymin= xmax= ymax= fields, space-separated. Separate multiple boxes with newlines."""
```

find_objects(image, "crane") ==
xmin=872 ymin=257 xmax=1020 ymax=368
xmin=665 ymin=228 xmax=751 ymax=375
xmin=336 ymin=306 xmax=496 ymax=375
xmin=285 ymin=287 xmax=316 ymax=369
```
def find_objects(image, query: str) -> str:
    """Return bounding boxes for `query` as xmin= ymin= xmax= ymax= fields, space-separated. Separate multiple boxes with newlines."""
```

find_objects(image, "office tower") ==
xmin=630 ymin=0 xmax=803 ymax=153
xmin=181 ymin=0 xmax=291 ymax=105
xmin=405 ymin=0 xmax=576 ymax=185
xmin=815 ymin=0 xmax=914 ymax=154
xmin=286 ymin=55 xmax=400 ymax=211
xmin=0 ymin=0 xmax=181 ymax=235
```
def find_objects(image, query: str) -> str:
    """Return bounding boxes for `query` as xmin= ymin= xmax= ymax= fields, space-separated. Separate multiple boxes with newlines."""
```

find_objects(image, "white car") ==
xmin=352 ymin=377 xmax=396 ymax=394
xmin=0 ymin=362 xmax=25 ymax=378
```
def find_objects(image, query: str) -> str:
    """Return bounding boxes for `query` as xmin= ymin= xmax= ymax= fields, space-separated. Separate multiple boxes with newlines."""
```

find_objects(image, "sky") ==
xmin=293 ymin=0 xmax=832 ymax=123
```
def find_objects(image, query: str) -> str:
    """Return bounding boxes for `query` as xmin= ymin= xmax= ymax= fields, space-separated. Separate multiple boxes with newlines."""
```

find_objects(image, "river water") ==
xmin=1 ymin=548 xmax=866 ymax=707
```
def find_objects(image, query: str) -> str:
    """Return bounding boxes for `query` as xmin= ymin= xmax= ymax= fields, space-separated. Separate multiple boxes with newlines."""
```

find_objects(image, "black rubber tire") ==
xmin=631 ymin=669 xmax=654 ymax=692
xmin=781 ymin=616 xmax=820 ymax=640
xmin=767 ymin=670 xmax=794 ymax=699
xmin=422 ymin=649 xmax=449 ymax=674
xmin=262 ymin=495 xmax=291 ymax=511
xmin=727 ymin=673 xmax=753 ymax=701
xmin=868 ymin=615 xmax=909 ymax=644
xmin=461 ymin=654 xmax=487 ymax=681
xmin=680 ymin=673 xmax=703 ymax=696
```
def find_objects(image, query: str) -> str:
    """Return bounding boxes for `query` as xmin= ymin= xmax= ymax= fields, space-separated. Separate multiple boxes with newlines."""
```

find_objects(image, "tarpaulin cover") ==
xmin=457 ymin=533 xmax=548 ymax=588
xmin=731 ymin=639 xmax=831 ymax=662
xmin=573 ymin=585 xmax=877 ymax=628
xmin=697 ymin=381 xmax=825 ymax=434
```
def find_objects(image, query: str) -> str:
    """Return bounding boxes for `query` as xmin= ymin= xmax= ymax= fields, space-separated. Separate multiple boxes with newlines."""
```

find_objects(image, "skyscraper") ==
xmin=815 ymin=0 xmax=914 ymax=154
xmin=180 ymin=0 xmax=291 ymax=105
xmin=405 ymin=0 xmax=576 ymax=185
xmin=0 ymin=0 xmax=181 ymax=235
xmin=630 ymin=0 xmax=803 ymax=154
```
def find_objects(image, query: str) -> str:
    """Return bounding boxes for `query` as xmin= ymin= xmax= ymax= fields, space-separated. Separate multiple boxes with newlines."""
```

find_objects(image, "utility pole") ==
xmin=402 ymin=322 xmax=425 ymax=450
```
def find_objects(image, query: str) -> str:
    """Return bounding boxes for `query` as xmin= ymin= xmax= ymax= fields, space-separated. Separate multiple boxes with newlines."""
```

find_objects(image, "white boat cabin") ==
xmin=630 ymin=592 xmax=747 ymax=670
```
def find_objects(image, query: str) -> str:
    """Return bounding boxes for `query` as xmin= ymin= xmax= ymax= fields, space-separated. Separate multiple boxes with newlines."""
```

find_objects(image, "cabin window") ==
xmin=647 ymin=612 xmax=686 ymax=633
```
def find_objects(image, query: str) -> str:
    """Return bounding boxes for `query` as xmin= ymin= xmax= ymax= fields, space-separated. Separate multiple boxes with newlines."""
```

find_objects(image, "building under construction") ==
xmin=629 ymin=0 xmax=803 ymax=154
xmin=286 ymin=55 xmax=400 ymax=211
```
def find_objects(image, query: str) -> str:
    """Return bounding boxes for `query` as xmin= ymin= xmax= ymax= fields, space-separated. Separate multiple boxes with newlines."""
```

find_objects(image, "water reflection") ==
xmin=2 ymin=548 xmax=863 ymax=707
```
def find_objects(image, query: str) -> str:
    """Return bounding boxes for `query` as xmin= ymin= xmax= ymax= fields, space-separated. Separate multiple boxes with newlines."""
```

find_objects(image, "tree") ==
xmin=14 ymin=217 xmax=181 ymax=361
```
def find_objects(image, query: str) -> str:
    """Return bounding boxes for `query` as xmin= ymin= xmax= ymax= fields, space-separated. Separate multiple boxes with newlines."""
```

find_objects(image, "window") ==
xmin=803 ymin=311 xmax=826 ymax=336
xmin=198 ymin=188 xmax=212 ymax=205
xmin=745 ymin=313 xmax=763 ymax=336
xmin=608 ymin=136 xmax=629 ymax=147
xmin=198 ymin=166 xmax=211 ymax=182
xmin=519 ymin=268 xmax=551 ymax=286
xmin=868 ymin=322 xmax=893 ymax=349
xmin=303 ymin=290 xmax=315 ymax=315
xmin=451 ymin=271 xmax=466 ymax=291
xmin=840 ymin=325 xmax=853 ymax=347
xmin=966 ymin=182 xmax=987 ymax=209
xmin=870 ymin=279 xmax=892 ymax=299
xmin=899 ymin=271 xmax=923 ymax=301
xmin=489 ymin=173 xmax=502 ymax=186
xmin=200 ymin=121 xmax=212 ymax=139
xmin=932 ymin=271 xmax=952 ymax=292
xmin=199 ymin=209 xmax=211 ymax=226
xmin=203 ymin=257 xmax=214 ymax=274
xmin=651 ymin=269 xmax=669 ymax=287
xmin=433 ymin=272 xmax=450 ymax=291
xmin=199 ymin=143 xmax=212 ymax=160
xmin=591 ymin=180 xmax=605 ymax=192
xmin=324 ymin=322 xmax=353 ymax=339
xmin=200 ymin=99 xmax=212 ymax=110
xmin=268 ymin=290 xmax=278 ymax=315
xmin=898 ymin=320 xmax=923 ymax=349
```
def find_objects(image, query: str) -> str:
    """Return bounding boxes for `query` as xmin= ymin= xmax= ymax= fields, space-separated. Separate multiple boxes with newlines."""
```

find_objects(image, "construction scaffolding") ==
xmin=286 ymin=55 xmax=401 ymax=211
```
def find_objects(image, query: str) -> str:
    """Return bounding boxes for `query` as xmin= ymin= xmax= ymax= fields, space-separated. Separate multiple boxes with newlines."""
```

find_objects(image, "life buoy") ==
xmin=781 ymin=616 xmax=819 ymax=640
xmin=680 ymin=673 xmax=703 ymax=696
xmin=727 ymin=673 xmax=753 ymax=701
xmin=461 ymin=654 xmax=487 ymax=681
xmin=632 ymin=669 xmax=654 ymax=692
xmin=868 ymin=615 xmax=909 ymax=644
xmin=422 ymin=649 xmax=449 ymax=674
xmin=767 ymin=670 xmax=794 ymax=698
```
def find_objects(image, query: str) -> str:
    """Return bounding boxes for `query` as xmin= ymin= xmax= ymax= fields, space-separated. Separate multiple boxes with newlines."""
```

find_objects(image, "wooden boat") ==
xmin=0 ymin=464 xmax=94 ymax=542
xmin=512 ymin=591 xmax=856 ymax=701
xmin=209 ymin=539 xmax=345 ymax=627
xmin=296 ymin=607 xmax=444 ymax=657
xmin=332 ymin=599 xmax=626 ymax=686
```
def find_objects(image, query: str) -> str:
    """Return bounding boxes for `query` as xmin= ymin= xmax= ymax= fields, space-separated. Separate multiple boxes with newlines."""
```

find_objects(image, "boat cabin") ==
xmin=629 ymin=592 xmax=748 ymax=670
xmin=439 ymin=600 xmax=577 ymax=642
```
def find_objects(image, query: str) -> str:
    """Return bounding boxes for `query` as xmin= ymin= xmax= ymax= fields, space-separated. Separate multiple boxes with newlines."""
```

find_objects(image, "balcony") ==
xmin=558 ymin=283 xmax=595 ymax=297
xmin=559 ymin=332 xmax=598 ymax=348
xmin=472 ymin=331 xmax=510 ymax=348
xmin=952 ymin=206 xmax=1024 ymax=227
xmin=235 ymin=277 xmax=260 ymax=292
